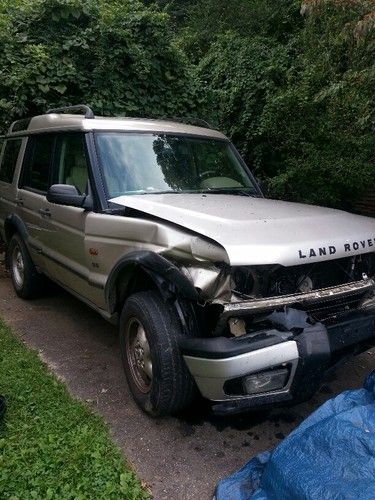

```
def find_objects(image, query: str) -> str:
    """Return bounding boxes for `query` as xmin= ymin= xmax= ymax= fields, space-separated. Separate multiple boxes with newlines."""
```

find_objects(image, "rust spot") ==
xmin=89 ymin=248 xmax=98 ymax=256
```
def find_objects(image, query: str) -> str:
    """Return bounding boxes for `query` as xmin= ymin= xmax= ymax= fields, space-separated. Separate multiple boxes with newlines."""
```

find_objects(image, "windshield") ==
xmin=95 ymin=133 xmax=259 ymax=198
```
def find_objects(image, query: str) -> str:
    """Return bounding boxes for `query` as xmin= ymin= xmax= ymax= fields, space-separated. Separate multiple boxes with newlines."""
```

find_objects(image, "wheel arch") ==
xmin=105 ymin=250 xmax=199 ymax=316
xmin=4 ymin=214 xmax=29 ymax=243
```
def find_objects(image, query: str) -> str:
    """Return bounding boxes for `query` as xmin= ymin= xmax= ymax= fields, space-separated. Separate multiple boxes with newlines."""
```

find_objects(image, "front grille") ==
xmin=304 ymin=291 xmax=367 ymax=323
xmin=232 ymin=254 xmax=375 ymax=301
xmin=231 ymin=254 xmax=375 ymax=323
xmin=266 ymin=256 xmax=374 ymax=321
xmin=266 ymin=255 xmax=375 ymax=298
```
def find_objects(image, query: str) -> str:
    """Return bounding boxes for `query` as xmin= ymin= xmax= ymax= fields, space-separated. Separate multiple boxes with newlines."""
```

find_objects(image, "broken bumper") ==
xmin=180 ymin=310 xmax=375 ymax=415
xmin=214 ymin=278 xmax=375 ymax=334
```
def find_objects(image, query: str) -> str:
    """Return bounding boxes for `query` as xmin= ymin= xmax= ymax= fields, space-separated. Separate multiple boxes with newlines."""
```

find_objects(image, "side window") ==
xmin=54 ymin=134 xmax=89 ymax=195
xmin=22 ymin=135 xmax=55 ymax=192
xmin=0 ymin=139 xmax=22 ymax=184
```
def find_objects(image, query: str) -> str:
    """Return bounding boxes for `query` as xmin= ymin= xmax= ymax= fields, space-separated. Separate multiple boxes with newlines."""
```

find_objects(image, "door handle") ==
xmin=15 ymin=198 xmax=24 ymax=207
xmin=39 ymin=208 xmax=51 ymax=218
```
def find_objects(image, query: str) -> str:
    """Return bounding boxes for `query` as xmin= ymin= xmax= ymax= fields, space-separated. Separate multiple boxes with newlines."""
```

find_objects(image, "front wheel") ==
xmin=119 ymin=290 xmax=197 ymax=416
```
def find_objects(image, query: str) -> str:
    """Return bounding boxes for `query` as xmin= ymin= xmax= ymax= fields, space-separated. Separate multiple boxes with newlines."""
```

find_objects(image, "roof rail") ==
xmin=166 ymin=116 xmax=213 ymax=129
xmin=46 ymin=104 xmax=94 ymax=119
xmin=10 ymin=117 xmax=32 ymax=133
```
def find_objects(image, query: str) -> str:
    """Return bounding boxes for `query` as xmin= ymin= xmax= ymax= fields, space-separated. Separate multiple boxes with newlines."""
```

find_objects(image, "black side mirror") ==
xmin=47 ymin=184 xmax=92 ymax=210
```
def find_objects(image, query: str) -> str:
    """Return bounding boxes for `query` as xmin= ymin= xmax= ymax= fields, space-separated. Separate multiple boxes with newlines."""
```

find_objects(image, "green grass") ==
xmin=0 ymin=320 xmax=148 ymax=499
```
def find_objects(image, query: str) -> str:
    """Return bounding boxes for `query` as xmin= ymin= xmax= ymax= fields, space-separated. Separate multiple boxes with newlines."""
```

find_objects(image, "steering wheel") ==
xmin=199 ymin=170 xmax=217 ymax=180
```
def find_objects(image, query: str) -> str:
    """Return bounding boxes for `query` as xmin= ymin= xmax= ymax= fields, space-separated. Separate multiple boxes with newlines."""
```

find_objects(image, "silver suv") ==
xmin=1 ymin=105 xmax=374 ymax=416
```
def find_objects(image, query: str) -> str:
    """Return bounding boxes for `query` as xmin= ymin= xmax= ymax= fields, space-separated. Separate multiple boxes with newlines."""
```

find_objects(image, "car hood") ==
xmin=110 ymin=193 xmax=375 ymax=266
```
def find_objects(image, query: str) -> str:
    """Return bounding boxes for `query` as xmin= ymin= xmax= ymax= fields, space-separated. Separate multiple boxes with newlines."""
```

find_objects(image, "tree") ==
xmin=195 ymin=0 xmax=375 ymax=207
xmin=0 ymin=0 xmax=198 ymax=132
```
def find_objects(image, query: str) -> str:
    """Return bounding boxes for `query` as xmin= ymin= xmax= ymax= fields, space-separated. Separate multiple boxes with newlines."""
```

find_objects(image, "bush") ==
xmin=0 ymin=0 xmax=373 ymax=208
xmin=262 ymin=0 xmax=375 ymax=207
xmin=197 ymin=32 xmax=294 ymax=175
xmin=195 ymin=0 xmax=375 ymax=207
xmin=0 ymin=0 xmax=197 ymax=132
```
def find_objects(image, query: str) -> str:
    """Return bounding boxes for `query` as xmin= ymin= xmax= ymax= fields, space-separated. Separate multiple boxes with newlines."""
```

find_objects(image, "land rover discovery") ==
xmin=0 ymin=104 xmax=374 ymax=416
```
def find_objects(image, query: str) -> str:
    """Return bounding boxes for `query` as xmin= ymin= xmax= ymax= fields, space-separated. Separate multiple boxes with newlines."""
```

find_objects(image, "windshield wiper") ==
xmin=138 ymin=190 xmax=182 ymax=195
xmin=131 ymin=188 xmax=258 ymax=196
xmin=200 ymin=188 xmax=257 ymax=197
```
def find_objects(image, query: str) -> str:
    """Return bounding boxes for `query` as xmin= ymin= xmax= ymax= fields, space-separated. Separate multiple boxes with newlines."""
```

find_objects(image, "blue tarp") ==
xmin=216 ymin=371 xmax=375 ymax=500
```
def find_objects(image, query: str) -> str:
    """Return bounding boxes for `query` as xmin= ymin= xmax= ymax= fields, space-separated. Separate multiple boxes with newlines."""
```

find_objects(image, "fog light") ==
xmin=243 ymin=368 xmax=288 ymax=395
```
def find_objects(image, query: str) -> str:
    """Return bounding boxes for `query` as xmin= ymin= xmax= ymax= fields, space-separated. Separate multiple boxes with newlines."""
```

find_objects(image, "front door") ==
xmin=40 ymin=133 xmax=100 ymax=303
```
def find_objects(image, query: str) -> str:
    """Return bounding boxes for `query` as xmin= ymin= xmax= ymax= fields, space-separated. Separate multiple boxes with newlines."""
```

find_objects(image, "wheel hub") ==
xmin=126 ymin=318 xmax=153 ymax=393
xmin=11 ymin=245 xmax=25 ymax=288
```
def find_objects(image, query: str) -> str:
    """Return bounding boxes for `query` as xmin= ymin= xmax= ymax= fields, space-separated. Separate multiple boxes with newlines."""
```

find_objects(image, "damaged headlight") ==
xmin=180 ymin=263 xmax=231 ymax=303
xmin=232 ymin=267 xmax=257 ymax=297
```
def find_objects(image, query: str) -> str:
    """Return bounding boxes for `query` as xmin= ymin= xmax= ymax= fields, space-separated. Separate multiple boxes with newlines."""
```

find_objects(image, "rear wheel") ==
xmin=7 ymin=234 xmax=44 ymax=299
xmin=119 ymin=290 xmax=197 ymax=416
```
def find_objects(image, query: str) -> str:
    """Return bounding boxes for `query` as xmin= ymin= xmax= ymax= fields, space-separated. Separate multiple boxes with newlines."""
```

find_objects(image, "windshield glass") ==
xmin=95 ymin=133 xmax=258 ymax=198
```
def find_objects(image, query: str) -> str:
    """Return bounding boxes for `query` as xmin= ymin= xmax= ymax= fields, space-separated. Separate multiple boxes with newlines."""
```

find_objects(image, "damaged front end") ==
xmin=179 ymin=253 xmax=375 ymax=414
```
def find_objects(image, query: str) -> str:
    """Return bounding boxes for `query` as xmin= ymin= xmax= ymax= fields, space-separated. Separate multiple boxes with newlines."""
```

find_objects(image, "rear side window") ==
xmin=0 ymin=139 xmax=22 ymax=184
xmin=21 ymin=135 xmax=55 ymax=192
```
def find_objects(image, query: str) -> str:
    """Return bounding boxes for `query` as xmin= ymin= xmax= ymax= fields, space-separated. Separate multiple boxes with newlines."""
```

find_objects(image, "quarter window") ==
xmin=22 ymin=135 xmax=54 ymax=192
xmin=0 ymin=139 xmax=22 ymax=184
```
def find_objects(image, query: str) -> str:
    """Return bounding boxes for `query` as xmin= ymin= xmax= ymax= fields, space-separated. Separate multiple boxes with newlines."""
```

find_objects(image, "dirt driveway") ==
xmin=0 ymin=265 xmax=374 ymax=499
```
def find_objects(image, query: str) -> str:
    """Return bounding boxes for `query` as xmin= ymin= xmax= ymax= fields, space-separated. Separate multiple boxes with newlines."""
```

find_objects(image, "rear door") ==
xmin=0 ymin=138 xmax=23 ymax=240
xmin=17 ymin=134 xmax=55 ymax=269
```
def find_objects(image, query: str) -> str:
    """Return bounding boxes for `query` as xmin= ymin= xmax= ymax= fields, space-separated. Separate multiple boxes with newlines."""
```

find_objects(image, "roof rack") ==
xmin=165 ymin=116 xmax=213 ymax=129
xmin=10 ymin=117 xmax=32 ymax=133
xmin=46 ymin=104 xmax=94 ymax=119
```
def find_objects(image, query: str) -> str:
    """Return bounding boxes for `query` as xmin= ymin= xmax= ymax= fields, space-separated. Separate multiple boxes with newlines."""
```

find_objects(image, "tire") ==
xmin=7 ymin=233 xmax=44 ymax=299
xmin=119 ymin=290 xmax=197 ymax=416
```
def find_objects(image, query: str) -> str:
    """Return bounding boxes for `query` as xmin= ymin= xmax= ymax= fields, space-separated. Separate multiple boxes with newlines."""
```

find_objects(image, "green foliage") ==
xmin=260 ymin=1 xmax=375 ymax=206
xmin=198 ymin=32 xmax=293 ymax=172
xmin=194 ymin=0 xmax=375 ymax=207
xmin=0 ymin=0 xmax=197 ymax=131
xmin=0 ymin=0 xmax=373 ymax=208
xmin=175 ymin=0 xmax=302 ymax=62
xmin=0 ymin=320 xmax=149 ymax=499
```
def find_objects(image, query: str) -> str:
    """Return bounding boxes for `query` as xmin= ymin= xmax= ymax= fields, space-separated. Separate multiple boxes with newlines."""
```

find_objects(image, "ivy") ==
xmin=0 ymin=0 xmax=198 ymax=131
xmin=192 ymin=0 xmax=375 ymax=208
xmin=0 ymin=0 xmax=374 ymax=208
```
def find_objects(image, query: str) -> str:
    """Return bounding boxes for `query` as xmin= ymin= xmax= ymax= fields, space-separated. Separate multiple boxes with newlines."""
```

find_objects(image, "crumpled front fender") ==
xmin=105 ymin=250 xmax=199 ymax=313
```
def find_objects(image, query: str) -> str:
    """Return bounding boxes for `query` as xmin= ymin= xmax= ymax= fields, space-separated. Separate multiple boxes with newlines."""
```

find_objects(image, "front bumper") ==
xmin=180 ymin=310 xmax=375 ymax=415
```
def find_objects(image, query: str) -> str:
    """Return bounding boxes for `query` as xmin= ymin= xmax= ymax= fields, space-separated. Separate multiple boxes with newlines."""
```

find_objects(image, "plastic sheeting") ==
xmin=215 ymin=371 xmax=375 ymax=500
